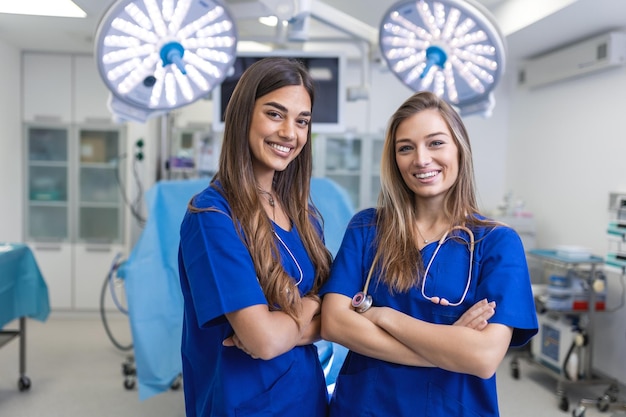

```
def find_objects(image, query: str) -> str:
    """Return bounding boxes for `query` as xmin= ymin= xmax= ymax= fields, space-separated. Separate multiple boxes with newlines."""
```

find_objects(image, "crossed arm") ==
xmin=222 ymin=295 xmax=322 ymax=360
xmin=320 ymin=293 xmax=512 ymax=379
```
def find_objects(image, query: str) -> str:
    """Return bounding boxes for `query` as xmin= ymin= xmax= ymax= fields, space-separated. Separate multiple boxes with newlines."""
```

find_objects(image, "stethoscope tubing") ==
xmin=351 ymin=225 xmax=475 ymax=312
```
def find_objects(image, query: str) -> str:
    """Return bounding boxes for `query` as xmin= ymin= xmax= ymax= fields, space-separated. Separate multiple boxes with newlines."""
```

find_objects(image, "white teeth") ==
xmin=416 ymin=171 xmax=438 ymax=179
xmin=270 ymin=143 xmax=290 ymax=153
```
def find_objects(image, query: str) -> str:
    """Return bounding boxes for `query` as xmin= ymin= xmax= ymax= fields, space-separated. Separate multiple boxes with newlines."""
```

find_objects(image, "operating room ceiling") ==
xmin=0 ymin=0 xmax=625 ymax=63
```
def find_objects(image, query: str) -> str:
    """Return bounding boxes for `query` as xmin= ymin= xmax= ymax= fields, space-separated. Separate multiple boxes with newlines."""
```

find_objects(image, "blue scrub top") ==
xmin=178 ymin=183 xmax=328 ymax=417
xmin=319 ymin=208 xmax=538 ymax=417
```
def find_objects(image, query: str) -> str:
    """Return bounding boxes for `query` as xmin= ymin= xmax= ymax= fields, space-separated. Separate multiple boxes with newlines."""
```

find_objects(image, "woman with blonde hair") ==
xmin=321 ymin=91 xmax=538 ymax=416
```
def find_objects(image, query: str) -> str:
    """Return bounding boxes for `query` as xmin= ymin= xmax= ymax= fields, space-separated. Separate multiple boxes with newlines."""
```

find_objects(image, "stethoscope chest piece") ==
xmin=351 ymin=291 xmax=373 ymax=313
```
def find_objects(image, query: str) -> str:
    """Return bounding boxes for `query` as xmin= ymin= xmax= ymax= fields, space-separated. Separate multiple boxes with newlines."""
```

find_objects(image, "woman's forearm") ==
xmin=321 ymin=294 xmax=434 ymax=366
xmin=370 ymin=306 xmax=512 ymax=378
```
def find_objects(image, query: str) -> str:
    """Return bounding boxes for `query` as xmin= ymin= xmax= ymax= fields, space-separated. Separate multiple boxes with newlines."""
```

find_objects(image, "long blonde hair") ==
xmin=189 ymin=58 xmax=332 ymax=323
xmin=375 ymin=91 xmax=491 ymax=292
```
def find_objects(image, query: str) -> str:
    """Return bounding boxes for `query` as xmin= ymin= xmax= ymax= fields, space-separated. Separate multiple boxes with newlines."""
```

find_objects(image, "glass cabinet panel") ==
xmin=26 ymin=126 xmax=69 ymax=241
xmin=79 ymin=207 xmax=120 ymax=242
xmin=324 ymin=137 xmax=361 ymax=172
xmin=28 ymin=127 xmax=68 ymax=162
xmin=77 ymin=127 xmax=124 ymax=243
xmin=323 ymin=137 xmax=362 ymax=209
xmin=313 ymin=135 xmax=387 ymax=211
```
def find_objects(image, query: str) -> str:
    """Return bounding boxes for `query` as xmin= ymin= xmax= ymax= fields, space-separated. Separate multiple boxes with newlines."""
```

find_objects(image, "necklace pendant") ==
xmin=424 ymin=239 xmax=429 ymax=243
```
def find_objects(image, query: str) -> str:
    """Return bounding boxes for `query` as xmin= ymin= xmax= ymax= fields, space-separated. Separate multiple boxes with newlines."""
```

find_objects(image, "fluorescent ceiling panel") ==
xmin=0 ymin=0 xmax=87 ymax=18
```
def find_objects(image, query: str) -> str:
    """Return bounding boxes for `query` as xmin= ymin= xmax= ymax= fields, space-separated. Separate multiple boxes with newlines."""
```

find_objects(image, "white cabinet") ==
xmin=74 ymin=243 xmax=124 ymax=310
xmin=23 ymin=53 xmax=72 ymax=123
xmin=73 ymin=55 xmax=113 ymax=124
xmin=28 ymin=242 xmax=73 ymax=310
xmin=23 ymin=52 xmax=113 ymax=124
xmin=23 ymin=100 xmax=127 ymax=310
xmin=313 ymin=134 xmax=384 ymax=210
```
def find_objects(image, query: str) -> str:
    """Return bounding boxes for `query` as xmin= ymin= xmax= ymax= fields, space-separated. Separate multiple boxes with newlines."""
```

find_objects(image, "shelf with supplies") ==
xmin=510 ymin=248 xmax=619 ymax=414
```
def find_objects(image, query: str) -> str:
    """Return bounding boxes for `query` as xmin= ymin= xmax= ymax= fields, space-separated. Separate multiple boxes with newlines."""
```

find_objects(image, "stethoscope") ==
xmin=351 ymin=225 xmax=475 ymax=313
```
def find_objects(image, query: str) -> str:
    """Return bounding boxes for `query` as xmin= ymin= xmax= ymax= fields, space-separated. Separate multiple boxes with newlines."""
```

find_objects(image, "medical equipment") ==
xmin=543 ymin=271 xmax=606 ymax=312
xmin=94 ymin=0 xmax=238 ymax=123
xmin=351 ymin=225 xmax=475 ymax=312
xmin=510 ymin=249 xmax=619 ymax=413
xmin=378 ymin=0 xmax=506 ymax=117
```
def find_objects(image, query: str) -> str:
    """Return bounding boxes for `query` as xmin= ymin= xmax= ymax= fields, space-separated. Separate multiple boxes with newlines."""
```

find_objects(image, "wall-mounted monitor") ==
xmin=212 ymin=51 xmax=346 ymax=133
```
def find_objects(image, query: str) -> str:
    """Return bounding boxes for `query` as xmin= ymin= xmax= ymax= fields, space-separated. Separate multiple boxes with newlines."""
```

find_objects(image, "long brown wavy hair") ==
xmin=189 ymin=57 xmax=332 ymax=323
xmin=375 ymin=91 xmax=493 ymax=292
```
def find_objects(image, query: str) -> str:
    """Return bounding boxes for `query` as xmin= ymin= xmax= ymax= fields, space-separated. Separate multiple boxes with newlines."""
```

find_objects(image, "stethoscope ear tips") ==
xmin=351 ymin=291 xmax=373 ymax=313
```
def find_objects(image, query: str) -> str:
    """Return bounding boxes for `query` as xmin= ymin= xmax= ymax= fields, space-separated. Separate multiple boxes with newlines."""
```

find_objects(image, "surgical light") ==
xmin=94 ymin=0 xmax=238 ymax=123
xmin=379 ymin=0 xmax=506 ymax=117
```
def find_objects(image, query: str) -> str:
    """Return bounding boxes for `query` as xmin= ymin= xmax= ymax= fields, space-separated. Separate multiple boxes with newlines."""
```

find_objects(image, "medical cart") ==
xmin=510 ymin=248 xmax=619 ymax=413
xmin=571 ymin=194 xmax=626 ymax=416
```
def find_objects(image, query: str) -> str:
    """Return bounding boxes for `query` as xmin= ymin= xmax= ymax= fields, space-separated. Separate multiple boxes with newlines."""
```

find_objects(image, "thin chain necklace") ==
xmin=258 ymin=189 xmax=276 ymax=221
xmin=416 ymin=222 xmax=446 ymax=244
xmin=273 ymin=231 xmax=303 ymax=286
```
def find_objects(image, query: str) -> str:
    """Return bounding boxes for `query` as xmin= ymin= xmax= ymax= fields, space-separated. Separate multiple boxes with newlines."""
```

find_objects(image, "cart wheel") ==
xmin=124 ymin=377 xmax=136 ymax=390
xmin=122 ymin=357 xmax=136 ymax=377
xmin=572 ymin=405 xmax=586 ymax=417
xmin=597 ymin=394 xmax=611 ymax=412
xmin=170 ymin=374 xmax=182 ymax=390
xmin=18 ymin=375 xmax=31 ymax=391
xmin=510 ymin=360 xmax=520 ymax=379
xmin=559 ymin=395 xmax=569 ymax=412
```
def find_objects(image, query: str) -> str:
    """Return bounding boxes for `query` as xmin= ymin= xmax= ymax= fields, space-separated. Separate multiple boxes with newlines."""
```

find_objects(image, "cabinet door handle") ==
xmin=84 ymin=117 xmax=114 ymax=124
xmin=85 ymin=245 xmax=112 ymax=252
xmin=33 ymin=115 xmax=63 ymax=123
xmin=35 ymin=243 xmax=62 ymax=251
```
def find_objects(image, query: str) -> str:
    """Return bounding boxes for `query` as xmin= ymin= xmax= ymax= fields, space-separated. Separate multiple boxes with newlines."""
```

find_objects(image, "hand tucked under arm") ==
xmin=296 ymin=295 xmax=322 ymax=345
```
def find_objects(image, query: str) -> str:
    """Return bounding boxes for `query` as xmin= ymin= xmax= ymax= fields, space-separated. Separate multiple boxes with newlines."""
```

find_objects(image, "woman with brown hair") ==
xmin=178 ymin=57 xmax=332 ymax=417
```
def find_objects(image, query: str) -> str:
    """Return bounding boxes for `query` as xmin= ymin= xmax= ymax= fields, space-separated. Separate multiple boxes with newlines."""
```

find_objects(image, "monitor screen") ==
xmin=212 ymin=51 xmax=345 ymax=133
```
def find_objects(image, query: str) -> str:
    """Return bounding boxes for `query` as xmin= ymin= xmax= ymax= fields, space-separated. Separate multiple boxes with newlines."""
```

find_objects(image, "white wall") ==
xmin=0 ymin=39 xmax=22 ymax=242
xmin=505 ymin=58 xmax=626 ymax=385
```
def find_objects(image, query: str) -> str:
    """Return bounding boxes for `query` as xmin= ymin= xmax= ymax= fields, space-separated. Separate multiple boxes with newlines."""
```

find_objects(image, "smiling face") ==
xmin=248 ymin=84 xmax=312 ymax=183
xmin=394 ymin=108 xmax=459 ymax=203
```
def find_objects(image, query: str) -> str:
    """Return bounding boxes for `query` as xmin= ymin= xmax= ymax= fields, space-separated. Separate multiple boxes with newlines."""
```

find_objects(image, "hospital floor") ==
xmin=0 ymin=313 xmax=624 ymax=417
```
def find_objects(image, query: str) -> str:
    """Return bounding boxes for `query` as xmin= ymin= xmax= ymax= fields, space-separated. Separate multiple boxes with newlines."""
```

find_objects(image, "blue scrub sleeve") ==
xmin=320 ymin=209 xmax=376 ymax=299
xmin=475 ymin=226 xmax=538 ymax=347
xmin=180 ymin=208 xmax=267 ymax=328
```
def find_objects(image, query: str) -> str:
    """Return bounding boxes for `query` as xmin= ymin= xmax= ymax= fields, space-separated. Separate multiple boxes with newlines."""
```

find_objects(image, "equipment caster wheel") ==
xmin=559 ymin=395 xmax=570 ymax=412
xmin=597 ymin=394 xmax=611 ymax=412
xmin=170 ymin=374 xmax=182 ymax=390
xmin=18 ymin=376 xmax=31 ymax=391
xmin=597 ymin=384 xmax=619 ymax=411
xmin=510 ymin=360 xmax=520 ymax=379
xmin=572 ymin=405 xmax=586 ymax=417
xmin=124 ymin=376 xmax=136 ymax=390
